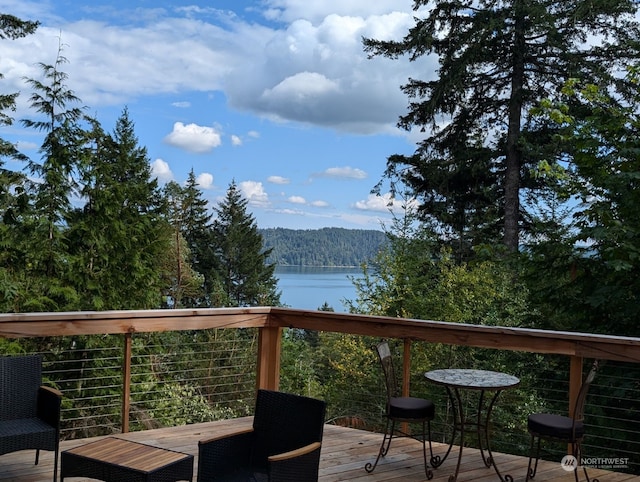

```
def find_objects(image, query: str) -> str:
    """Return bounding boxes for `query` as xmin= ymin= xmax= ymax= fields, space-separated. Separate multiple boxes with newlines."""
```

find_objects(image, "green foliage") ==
xmin=524 ymin=71 xmax=640 ymax=335
xmin=211 ymin=181 xmax=280 ymax=307
xmin=364 ymin=0 xmax=640 ymax=252
xmin=260 ymin=227 xmax=387 ymax=266
xmin=162 ymin=172 xmax=213 ymax=307
xmin=347 ymin=209 xmax=532 ymax=327
xmin=66 ymin=109 xmax=170 ymax=310
xmin=0 ymin=14 xmax=38 ymax=130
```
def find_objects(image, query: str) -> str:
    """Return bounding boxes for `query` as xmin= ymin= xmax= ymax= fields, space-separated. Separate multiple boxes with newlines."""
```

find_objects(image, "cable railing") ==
xmin=1 ymin=307 xmax=639 ymax=475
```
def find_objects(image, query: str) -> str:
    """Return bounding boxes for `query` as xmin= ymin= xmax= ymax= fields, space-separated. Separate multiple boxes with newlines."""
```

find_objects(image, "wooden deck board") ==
xmin=0 ymin=419 xmax=636 ymax=481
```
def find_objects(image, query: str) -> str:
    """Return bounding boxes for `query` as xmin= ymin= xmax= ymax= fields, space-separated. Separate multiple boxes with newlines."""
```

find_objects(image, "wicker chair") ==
xmin=198 ymin=389 xmax=326 ymax=481
xmin=365 ymin=341 xmax=436 ymax=480
xmin=0 ymin=354 xmax=62 ymax=482
xmin=526 ymin=360 xmax=600 ymax=482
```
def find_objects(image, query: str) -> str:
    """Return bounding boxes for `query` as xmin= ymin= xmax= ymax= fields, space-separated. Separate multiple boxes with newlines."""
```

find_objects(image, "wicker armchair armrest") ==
xmin=198 ymin=428 xmax=254 ymax=479
xmin=268 ymin=441 xmax=322 ymax=462
xmin=37 ymin=385 xmax=62 ymax=428
xmin=199 ymin=427 xmax=253 ymax=445
xmin=268 ymin=441 xmax=323 ymax=481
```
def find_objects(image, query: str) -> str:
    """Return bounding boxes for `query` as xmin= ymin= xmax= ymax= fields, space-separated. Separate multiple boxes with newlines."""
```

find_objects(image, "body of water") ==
xmin=275 ymin=266 xmax=362 ymax=312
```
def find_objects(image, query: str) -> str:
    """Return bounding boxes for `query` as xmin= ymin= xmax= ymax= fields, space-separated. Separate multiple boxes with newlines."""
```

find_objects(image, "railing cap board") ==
xmin=1 ymin=307 xmax=639 ymax=363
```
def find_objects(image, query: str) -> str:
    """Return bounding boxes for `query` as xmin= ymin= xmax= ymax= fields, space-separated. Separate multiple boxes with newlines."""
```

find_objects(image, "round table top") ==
xmin=425 ymin=368 xmax=520 ymax=390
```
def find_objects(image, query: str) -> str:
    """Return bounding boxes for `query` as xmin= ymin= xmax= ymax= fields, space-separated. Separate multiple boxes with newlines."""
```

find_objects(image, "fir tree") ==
xmin=67 ymin=108 xmax=170 ymax=309
xmin=364 ymin=0 xmax=640 ymax=254
xmin=211 ymin=181 xmax=280 ymax=307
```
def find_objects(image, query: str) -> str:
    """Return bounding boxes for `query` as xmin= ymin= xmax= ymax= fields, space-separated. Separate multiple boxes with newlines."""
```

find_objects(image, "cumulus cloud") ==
xmin=231 ymin=135 xmax=242 ymax=146
xmin=354 ymin=192 xmax=418 ymax=213
xmin=4 ymin=2 xmax=433 ymax=134
xmin=261 ymin=72 xmax=340 ymax=112
xmin=288 ymin=195 xmax=306 ymax=204
xmin=164 ymin=122 xmax=222 ymax=153
xmin=310 ymin=200 xmax=329 ymax=207
xmin=151 ymin=159 xmax=174 ymax=182
xmin=263 ymin=0 xmax=415 ymax=24
xmin=239 ymin=180 xmax=270 ymax=207
xmin=314 ymin=166 xmax=367 ymax=180
xmin=196 ymin=172 xmax=214 ymax=188
xmin=268 ymin=175 xmax=290 ymax=184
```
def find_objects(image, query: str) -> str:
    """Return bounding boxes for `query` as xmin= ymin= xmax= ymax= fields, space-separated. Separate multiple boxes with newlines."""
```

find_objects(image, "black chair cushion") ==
xmin=389 ymin=396 xmax=435 ymax=420
xmin=528 ymin=413 xmax=584 ymax=441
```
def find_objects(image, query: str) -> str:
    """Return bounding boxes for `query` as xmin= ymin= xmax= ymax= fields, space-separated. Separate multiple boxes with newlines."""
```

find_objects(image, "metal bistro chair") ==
xmin=365 ymin=341 xmax=436 ymax=480
xmin=0 ymin=354 xmax=62 ymax=482
xmin=526 ymin=360 xmax=600 ymax=482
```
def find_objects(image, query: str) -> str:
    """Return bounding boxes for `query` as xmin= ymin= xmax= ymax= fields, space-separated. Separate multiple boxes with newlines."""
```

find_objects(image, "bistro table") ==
xmin=424 ymin=368 xmax=520 ymax=482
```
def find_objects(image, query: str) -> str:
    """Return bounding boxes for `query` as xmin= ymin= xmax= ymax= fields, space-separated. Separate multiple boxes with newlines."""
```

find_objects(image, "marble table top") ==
xmin=425 ymin=368 xmax=520 ymax=390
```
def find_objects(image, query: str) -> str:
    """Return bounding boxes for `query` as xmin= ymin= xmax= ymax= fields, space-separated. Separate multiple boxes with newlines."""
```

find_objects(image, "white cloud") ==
xmin=16 ymin=140 xmax=39 ymax=151
xmin=164 ymin=122 xmax=222 ymax=153
xmin=268 ymin=175 xmax=290 ymax=184
xmin=4 ymin=2 xmax=433 ymax=135
xmin=354 ymin=192 xmax=418 ymax=213
xmin=196 ymin=172 xmax=214 ymax=188
xmin=261 ymin=71 xmax=340 ymax=107
xmin=151 ymin=158 xmax=174 ymax=182
xmin=172 ymin=101 xmax=191 ymax=108
xmin=239 ymin=180 xmax=270 ymax=207
xmin=288 ymin=195 xmax=306 ymax=204
xmin=310 ymin=200 xmax=329 ymax=207
xmin=262 ymin=0 xmax=414 ymax=24
xmin=231 ymin=135 xmax=242 ymax=146
xmin=315 ymin=166 xmax=367 ymax=180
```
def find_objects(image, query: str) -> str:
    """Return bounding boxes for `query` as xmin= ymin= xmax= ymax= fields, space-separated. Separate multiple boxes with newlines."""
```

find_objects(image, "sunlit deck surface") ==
xmin=2 ymin=418 xmax=637 ymax=482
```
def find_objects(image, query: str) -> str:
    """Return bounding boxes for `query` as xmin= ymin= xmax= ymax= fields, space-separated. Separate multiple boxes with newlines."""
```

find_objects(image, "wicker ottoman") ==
xmin=60 ymin=437 xmax=193 ymax=482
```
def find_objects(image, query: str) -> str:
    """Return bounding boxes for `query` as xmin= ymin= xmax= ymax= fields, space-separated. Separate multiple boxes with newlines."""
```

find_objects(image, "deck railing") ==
xmin=1 ymin=307 xmax=640 ymax=472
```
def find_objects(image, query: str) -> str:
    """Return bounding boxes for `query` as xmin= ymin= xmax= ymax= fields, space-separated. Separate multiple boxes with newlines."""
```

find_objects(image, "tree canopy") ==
xmin=364 ymin=0 xmax=640 ymax=255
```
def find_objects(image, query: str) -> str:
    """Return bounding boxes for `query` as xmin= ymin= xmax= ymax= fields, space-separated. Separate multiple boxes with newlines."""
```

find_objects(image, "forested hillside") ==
xmin=260 ymin=227 xmax=387 ymax=266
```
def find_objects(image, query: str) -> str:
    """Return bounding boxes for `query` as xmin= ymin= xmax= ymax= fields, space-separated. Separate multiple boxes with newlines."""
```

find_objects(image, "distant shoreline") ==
xmin=275 ymin=264 xmax=360 ymax=269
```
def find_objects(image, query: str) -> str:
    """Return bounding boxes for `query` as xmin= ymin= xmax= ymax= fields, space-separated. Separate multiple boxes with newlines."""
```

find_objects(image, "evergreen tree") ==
xmin=211 ymin=181 xmax=280 ymax=307
xmin=0 ymin=14 xmax=38 ymax=309
xmin=67 ymin=108 xmax=171 ymax=309
xmin=162 ymin=177 xmax=210 ymax=308
xmin=0 ymin=14 xmax=38 ymax=162
xmin=181 ymin=171 xmax=217 ymax=302
xmin=5 ymin=40 xmax=89 ymax=310
xmin=21 ymin=40 xmax=88 ymax=276
xmin=364 ymin=0 xmax=640 ymax=254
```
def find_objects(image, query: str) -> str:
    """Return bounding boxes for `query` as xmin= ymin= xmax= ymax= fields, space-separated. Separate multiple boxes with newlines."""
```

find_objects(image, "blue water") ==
xmin=275 ymin=266 xmax=362 ymax=312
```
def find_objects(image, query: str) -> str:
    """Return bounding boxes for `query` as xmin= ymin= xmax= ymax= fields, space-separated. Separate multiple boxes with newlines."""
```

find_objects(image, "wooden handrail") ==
xmin=2 ymin=307 xmax=638 ymax=363
xmin=2 ymin=306 xmax=640 ymax=436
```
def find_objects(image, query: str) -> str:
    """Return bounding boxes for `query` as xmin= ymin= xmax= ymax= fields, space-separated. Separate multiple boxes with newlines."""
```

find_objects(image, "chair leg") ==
xmin=365 ymin=418 xmax=395 ymax=473
xmin=35 ymin=448 xmax=40 ymax=465
xmin=525 ymin=435 xmax=541 ymax=481
xmin=420 ymin=420 xmax=434 ymax=480
xmin=53 ymin=447 xmax=59 ymax=482
xmin=573 ymin=441 xmax=599 ymax=482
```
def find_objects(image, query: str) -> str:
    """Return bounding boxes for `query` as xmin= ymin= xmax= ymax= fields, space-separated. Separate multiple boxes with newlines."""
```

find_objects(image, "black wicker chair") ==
xmin=526 ymin=360 xmax=600 ymax=482
xmin=198 ymin=389 xmax=326 ymax=481
xmin=0 ymin=354 xmax=62 ymax=482
xmin=365 ymin=341 xmax=436 ymax=479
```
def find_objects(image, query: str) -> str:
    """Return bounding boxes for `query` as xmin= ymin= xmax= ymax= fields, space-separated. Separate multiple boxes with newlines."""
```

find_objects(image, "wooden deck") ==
xmin=1 ymin=418 xmax=637 ymax=481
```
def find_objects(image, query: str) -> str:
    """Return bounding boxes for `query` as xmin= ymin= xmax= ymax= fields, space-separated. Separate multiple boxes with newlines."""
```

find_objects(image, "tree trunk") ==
xmin=504 ymin=2 xmax=526 ymax=252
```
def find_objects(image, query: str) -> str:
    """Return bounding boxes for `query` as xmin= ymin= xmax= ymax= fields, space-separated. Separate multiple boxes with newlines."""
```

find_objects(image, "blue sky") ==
xmin=1 ymin=0 xmax=435 ymax=230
